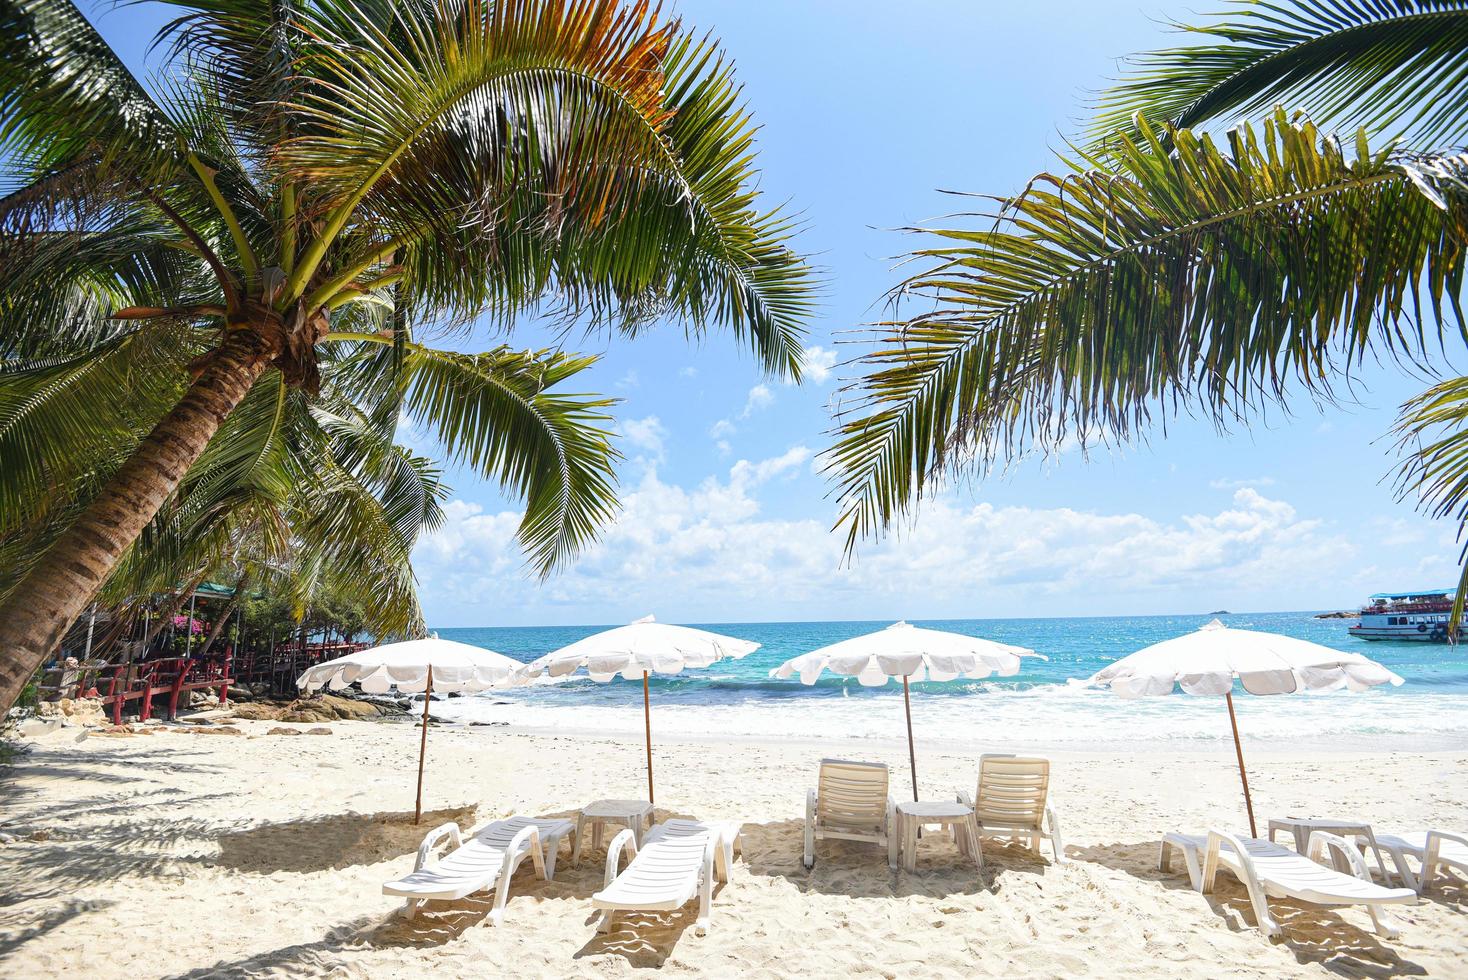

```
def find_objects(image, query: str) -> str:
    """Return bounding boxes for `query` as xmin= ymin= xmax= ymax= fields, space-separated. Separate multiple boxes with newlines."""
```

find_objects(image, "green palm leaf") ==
xmin=277 ymin=2 xmax=816 ymax=376
xmin=0 ymin=0 xmax=184 ymax=179
xmin=1092 ymin=0 xmax=1468 ymax=148
xmin=0 ymin=323 xmax=193 ymax=536
xmin=827 ymin=111 xmax=1468 ymax=551
xmin=386 ymin=339 xmax=620 ymax=579
xmin=1393 ymin=377 xmax=1468 ymax=631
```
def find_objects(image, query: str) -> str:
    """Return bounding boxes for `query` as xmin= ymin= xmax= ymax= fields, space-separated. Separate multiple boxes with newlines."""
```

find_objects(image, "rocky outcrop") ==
xmin=1314 ymin=610 xmax=1360 ymax=620
xmin=279 ymin=695 xmax=384 ymax=723
xmin=227 ymin=692 xmax=401 ymax=724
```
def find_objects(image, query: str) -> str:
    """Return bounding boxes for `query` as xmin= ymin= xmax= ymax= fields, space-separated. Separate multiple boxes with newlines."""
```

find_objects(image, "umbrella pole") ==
xmin=643 ymin=671 xmax=654 ymax=805
xmin=902 ymin=676 xmax=919 ymax=801
xmin=1225 ymin=691 xmax=1257 ymax=838
xmin=415 ymin=665 xmax=433 ymax=826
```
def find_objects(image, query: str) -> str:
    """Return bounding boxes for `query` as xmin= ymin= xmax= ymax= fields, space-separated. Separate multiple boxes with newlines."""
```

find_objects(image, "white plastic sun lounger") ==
xmin=958 ymin=754 xmax=1064 ymax=862
xmin=804 ymin=759 xmax=898 ymax=870
xmin=383 ymin=815 xmax=574 ymax=925
xmin=1160 ymin=830 xmax=1417 ymax=938
xmin=1373 ymin=830 xmax=1468 ymax=894
xmin=593 ymin=818 xmax=741 ymax=936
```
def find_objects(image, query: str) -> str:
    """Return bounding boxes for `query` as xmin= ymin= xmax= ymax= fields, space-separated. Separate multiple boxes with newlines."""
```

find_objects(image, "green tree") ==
xmin=0 ymin=0 xmax=815 ymax=712
xmin=828 ymin=1 xmax=1468 ymax=616
xmin=69 ymin=340 xmax=458 ymax=648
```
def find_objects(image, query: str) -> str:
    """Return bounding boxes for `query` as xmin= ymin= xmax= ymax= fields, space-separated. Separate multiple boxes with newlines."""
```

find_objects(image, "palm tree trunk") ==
xmin=0 ymin=328 xmax=278 ymax=714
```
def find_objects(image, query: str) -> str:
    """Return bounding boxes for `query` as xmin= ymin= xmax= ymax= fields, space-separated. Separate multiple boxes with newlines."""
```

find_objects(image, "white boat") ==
xmin=1348 ymin=589 xmax=1454 ymax=642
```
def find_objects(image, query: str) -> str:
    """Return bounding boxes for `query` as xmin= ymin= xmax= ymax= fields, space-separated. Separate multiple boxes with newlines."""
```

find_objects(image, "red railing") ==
xmin=66 ymin=640 xmax=370 ymax=721
xmin=96 ymin=652 xmax=233 ymax=724
xmin=1362 ymin=601 xmax=1453 ymax=615
xmin=227 ymin=641 xmax=369 ymax=695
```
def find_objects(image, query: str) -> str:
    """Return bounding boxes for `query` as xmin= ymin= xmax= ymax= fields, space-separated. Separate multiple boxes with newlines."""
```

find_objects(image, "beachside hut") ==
xmin=1083 ymin=619 xmax=1403 ymax=836
xmin=770 ymin=621 xmax=1037 ymax=799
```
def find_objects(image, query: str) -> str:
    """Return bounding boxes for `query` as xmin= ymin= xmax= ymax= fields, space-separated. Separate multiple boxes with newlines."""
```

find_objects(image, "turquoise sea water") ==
xmin=432 ymin=613 xmax=1468 ymax=750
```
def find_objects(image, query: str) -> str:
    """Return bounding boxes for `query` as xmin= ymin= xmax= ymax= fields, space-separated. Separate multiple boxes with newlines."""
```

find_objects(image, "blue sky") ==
xmin=92 ymin=2 xmax=1462 ymax=626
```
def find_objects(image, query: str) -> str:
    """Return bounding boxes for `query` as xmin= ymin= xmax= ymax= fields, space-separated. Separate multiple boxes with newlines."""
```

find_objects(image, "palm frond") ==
xmin=0 ymin=0 xmax=184 ymax=181
xmin=287 ymin=5 xmax=816 ymax=377
xmin=1092 ymin=0 xmax=1468 ymax=148
xmin=275 ymin=0 xmax=679 ymax=299
xmin=388 ymin=341 xmax=620 ymax=578
xmin=0 ymin=221 xmax=213 ymax=357
xmin=548 ymin=33 xmax=817 ymax=377
xmin=150 ymin=0 xmax=309 ymax=140
xmin=827 ymin=110 xmax=1468 ymax=552
xmin=285 ymin=453 xmax=434 ymax=638
xmin=1393 ymin=375 xmax=1468 ymax=631
xmin=0 ymin=323 xmax=194 ymax=536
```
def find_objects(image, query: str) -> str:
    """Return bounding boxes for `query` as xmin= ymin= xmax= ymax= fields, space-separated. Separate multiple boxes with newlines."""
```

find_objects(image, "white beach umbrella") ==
xmin=516 ymin=615 xmax=759 ymax=803
xmin=1083 ymin=619 xmax=1404 ymax=836
xmin=770 ymin=621 xmax=1037 ymax=799
xmin=298 ymin=637 xmax=524 ymax=823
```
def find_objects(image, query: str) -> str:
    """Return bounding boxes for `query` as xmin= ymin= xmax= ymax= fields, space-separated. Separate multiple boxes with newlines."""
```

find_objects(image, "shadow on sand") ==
xmin=2 ymin=803 xmax=482 ymax=893
xmin=214 ymin=805 xmax=479 ymax=874
xmin=1070 ymin=841 xmax=1428 ymax=979
xmin=740 ymin=816 xmax=1054 ymax=898
xmin=0 ymin=899 xmax=115 ymax=960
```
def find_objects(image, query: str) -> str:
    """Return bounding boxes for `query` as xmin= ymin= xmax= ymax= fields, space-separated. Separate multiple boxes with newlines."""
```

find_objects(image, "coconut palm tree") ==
xmin=0 ymin=0 xmax=815 ymax=712
xmin=827 ymin=1 xmax=1468 ymax=613
xmin=70 ymin=338 xmax=459 ymax=642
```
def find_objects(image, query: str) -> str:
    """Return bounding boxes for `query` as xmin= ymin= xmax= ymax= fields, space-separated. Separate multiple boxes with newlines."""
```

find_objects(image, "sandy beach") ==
xmin=2 ymin=715 xmax=1464 ymax=979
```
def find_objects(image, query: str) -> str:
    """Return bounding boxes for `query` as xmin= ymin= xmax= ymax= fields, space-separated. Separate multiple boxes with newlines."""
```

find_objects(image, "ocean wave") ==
xmin=428 ymin=613 xmax=1468 ymax=748
xmin=433 ymin=685 xmax=1468 ymax=748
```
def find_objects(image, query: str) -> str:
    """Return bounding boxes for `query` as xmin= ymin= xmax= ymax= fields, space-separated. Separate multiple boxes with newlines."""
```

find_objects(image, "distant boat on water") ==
xmin=1347 ymin=589 xmax=1455 ymax=642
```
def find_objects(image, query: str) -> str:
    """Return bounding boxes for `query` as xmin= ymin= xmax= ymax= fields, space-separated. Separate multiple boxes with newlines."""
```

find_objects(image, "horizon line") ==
xmin=426 ymin=607 xmax=1352 ymax=632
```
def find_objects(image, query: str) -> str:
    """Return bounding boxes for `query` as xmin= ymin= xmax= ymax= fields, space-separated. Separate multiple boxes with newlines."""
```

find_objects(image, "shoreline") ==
xmin=422 ymin=690 xmax=1468 ymax=755
xmin=437 ymin=716 xmax=1468 ymax=756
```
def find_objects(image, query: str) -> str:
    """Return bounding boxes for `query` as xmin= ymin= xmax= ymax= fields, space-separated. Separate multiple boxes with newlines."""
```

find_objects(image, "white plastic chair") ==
xmin=383 ymin=815 xmax=574 ymax=925
xmin=803 ymin=759 xmax=898 ymax=870
xmin=593 ymin=818 xmax=741 ymax=936
xmin=1160 ymin=829 xmax=1417 ymax=938
xmin=1373 ymin=830 xmax=1468 ymax=894
xmin=959 ymin=754 xmax=1063 ymax=862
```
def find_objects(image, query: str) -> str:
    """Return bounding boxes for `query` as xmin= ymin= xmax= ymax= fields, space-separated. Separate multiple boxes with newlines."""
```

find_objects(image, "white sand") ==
xmin=2 ymin=717 xmax=1465 ymax=978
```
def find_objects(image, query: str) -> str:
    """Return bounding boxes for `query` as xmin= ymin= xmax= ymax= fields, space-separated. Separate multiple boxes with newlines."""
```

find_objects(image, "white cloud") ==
xmin=797 ymin=345 xmax=839 ymax=384
xmin=679 ymin=366 xmax=699 ymax=379
xmin=1209 ymin=476 xmax=1276 ymax=490
xmin=620 ymin=415 xmax=667 ymax=462
xmin=414 ymin=456 xmax=1364 ymax=625
xmin=616 ymin=369 xmax=640 ymax=390
xmin=734 ymin=445 xmax=810 ymax=485
xmin=706 ymin=384 xmax=777 ymax=447
xmin=739 ymin=383 xmax=775 ymax=419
